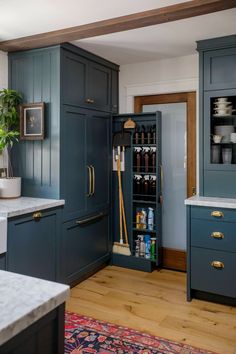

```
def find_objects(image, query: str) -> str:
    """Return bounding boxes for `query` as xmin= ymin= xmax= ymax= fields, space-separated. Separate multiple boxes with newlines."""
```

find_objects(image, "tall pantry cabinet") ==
xmin=9 ymin=43 xmax=119 ymax=285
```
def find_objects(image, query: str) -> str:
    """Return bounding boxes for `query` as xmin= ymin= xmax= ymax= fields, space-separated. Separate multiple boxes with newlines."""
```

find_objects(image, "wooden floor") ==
xmin=66 ymin=266 xmax=236 ymax=354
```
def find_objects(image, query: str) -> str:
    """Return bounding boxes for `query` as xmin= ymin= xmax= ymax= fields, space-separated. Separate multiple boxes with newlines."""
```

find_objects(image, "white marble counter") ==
xmin=0 ymin=270 xmax=69 ymax=346
xmin=185 ymin=195 xmax=236 ymax=209
xmin=0 ymin=197 xmax=65 ymax=218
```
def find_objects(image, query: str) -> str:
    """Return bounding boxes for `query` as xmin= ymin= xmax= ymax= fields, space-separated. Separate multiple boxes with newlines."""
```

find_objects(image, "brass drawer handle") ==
xmin=211 ymin=261 xmax=224 ymax=269
xmin=76 ymin=212 xmax=105 ymax=225
xmin=85 ymin=98 xmax=94 ymax=104
xmin=211 ymin=211 xmax=224 ymax=218
xmin=211 ymin=232 xmax=224 ymax=239
xmin=33 ymin=211 xmax=42 ymax=221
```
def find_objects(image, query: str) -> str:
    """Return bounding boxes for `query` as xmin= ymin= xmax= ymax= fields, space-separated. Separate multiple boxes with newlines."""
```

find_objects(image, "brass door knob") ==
xmin=211 ymin=261 xmax=224 ymax=269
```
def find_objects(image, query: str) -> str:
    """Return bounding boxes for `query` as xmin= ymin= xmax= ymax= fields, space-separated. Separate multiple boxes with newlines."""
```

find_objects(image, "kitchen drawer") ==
xmin=191 ymin=219 xmax=236 ymax=252
xmin=191 ymin=206 xmax=236 ymax=222
xmin=191 ymin=247 xmax=236 ymax=298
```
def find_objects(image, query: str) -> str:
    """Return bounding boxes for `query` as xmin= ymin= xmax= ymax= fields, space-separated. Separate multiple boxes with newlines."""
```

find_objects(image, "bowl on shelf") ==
xmin=214 ymin=125 xmax=235 ymax=143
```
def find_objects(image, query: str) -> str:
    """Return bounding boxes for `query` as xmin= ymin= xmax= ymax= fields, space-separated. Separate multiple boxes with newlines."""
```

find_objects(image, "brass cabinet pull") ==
xmin=86 ymin=165 xmax=92 ymax=197
xmin=33 ymin=211 xmax=42 ymax=221
xmin=91 ymin=165 xmax=95 ymax=196
xmin=211 ymin=261 xmax=224 ymax=269
xmin=211 ymin=211 xmax=224 ymax=218
xmin=85 ymin=98 xmax=95 ymax=104
xmin=211 ymin=232 xmax=224 ymax=239
xmin=76 ymin=212 xmax=105 ymax=225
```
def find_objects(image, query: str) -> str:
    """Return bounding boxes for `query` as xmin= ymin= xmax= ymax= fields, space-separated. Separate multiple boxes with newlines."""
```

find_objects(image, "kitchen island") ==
xmin=0 ymin=270 xmax=69 ymax=353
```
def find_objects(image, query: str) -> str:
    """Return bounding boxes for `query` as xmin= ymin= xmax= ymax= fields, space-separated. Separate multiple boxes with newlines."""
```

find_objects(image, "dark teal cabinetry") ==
xmin=0 ymin=254 xmax=6 ymax=270
xmin=7 ymin=207 xmax=62 ymax=281
xmin=9 ymin=43 xmax=118 ymax=285
xmin=62 ymin=47 xmax=113 ymax=112
xmin=187 ymin=205 xmax=236 ymax=305
xmin=58 ymin=211 xmax=110 ymax=284
xmin=61 ymin=106 xmax=111 ymax=221
xmin=197 ymin=35 xmax=236 ymax=197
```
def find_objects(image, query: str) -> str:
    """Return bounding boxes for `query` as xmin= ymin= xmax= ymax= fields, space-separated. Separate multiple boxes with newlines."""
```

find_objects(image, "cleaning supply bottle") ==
xmin=144 ymin=235 xmax=151 ymax=259
xmin=139 ymin=235 xmax=145 ymax=257
xmin=143 ymin=147 xmax=150 ymax=173
xmin=134 ymin=175 xmax=142 ymax=194
xmin=150 ymin=147 xmax=156 ymax=173
xmin=134 ymin=147 xmax=142 ymax=172
xmin=149 ymin=176 xmax=156 ymax=196
xmin=148 ymin=207 xmax=154 ymax=230
xmin=150 ymin=238 xmax=156 ymax=261
xmin=141 ymin=125 xmax=146 ymax=144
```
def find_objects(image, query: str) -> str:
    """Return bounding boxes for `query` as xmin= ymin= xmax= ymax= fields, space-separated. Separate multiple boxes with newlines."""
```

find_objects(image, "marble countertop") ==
xmin=185 ymin=195 xmax=236 ymax=209
xmin=0 ymin=270 xmax=69 ymax=346
xmin=0 ymin=197 xmax=65 ymax=218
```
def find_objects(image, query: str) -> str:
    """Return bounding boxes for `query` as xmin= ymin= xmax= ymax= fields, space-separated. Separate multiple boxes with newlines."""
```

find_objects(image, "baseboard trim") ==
xmin=162 ymin=247 xmax=186 ymax=272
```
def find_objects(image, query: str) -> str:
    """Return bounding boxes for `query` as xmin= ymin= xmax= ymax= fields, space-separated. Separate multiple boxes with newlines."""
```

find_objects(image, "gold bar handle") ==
xmin=76 ymin=212 xmax=105 ymax=225
xmin=86 ymin=165 xmax=92 ymax=197
xmin=211 ymin=261 xmax=224 ymax=269
xmin=211 ymin=232 xmax=224 ymax=239
xmin=33 ymin=211 xmax=42 ymax=221
xmin=211 ymin=211 xmax=224 ymax=218
xmin=91 ymin=165 xmax=95 ymax=196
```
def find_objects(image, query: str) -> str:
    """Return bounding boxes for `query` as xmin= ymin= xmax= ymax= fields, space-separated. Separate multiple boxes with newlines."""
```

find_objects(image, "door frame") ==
xmin=134 ymin=92 xmax=196 ymax=271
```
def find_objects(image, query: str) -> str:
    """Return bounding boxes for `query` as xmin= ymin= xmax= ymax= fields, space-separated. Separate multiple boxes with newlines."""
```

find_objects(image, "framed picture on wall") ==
xmin=20 ymin=102 xmax=45 ymax=140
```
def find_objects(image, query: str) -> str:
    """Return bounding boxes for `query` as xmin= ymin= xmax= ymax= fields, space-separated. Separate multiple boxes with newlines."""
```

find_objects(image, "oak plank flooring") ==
xmin=66 ymin=266 xmax=236 ymax=354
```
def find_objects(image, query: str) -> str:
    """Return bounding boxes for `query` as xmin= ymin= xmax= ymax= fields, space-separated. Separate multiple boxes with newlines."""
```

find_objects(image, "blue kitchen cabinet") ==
xmin=197 ymin=35 xmax=236 ymax=197
xmin=9 ymin=43 xmax=118 ymax=285
xmin=7 ymin=207 xmax=62 ymax=281
xmin=9 ymin=43 xmax=119 ymax=205
xmin=61 ymin=106 xmax=111 ymax=221
xmin=0 ymin=254 xmax=6 ymax=270
xmin=187 ymin=205 xmax=236 ymax=305
xmin=58 ymin=210 xmax=110 ymax=285
xmin=61 ymin=44 xmax=114 ymax=112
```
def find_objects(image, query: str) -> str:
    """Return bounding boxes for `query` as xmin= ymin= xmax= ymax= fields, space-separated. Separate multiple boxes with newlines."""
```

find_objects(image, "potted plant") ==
xmin=0 ymin=88 xmax=22 ymax=198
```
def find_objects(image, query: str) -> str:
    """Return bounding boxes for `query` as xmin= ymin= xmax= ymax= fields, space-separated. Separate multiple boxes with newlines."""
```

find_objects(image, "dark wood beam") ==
xmin=0 ymin=0 xmax=235 ymax=52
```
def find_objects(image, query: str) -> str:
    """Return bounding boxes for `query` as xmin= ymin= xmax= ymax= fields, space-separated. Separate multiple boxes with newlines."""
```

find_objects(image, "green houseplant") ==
xmin=0 ymin=88 xmax=22 ymax=198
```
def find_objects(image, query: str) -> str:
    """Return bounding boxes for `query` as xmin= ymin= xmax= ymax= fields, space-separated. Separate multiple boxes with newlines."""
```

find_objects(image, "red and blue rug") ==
xmin=65 ymin=312 xmax=216 ymax=353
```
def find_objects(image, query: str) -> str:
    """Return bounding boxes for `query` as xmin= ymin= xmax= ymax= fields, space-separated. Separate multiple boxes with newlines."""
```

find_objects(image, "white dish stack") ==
xmin=214 ymin=125 xmax=234 ymax=143
xmin=213 ymin=97 xmax=234 ymax=116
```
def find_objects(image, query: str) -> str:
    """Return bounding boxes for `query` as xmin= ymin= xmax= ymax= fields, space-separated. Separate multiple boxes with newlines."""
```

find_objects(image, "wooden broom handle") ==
xmin=117 ymin=156 xmax=123 ymax=243
xmin=120 ymin=189 xmax=129 ymax=245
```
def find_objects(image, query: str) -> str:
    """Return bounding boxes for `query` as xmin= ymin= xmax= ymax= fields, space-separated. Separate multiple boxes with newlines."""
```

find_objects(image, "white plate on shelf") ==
xmin=213 ymin=114 xmax=233 ymax=117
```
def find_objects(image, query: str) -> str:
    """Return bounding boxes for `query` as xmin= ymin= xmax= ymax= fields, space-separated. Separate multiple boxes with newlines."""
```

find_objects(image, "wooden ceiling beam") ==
xmin=0 ymin=0 xmax=235 ymax=52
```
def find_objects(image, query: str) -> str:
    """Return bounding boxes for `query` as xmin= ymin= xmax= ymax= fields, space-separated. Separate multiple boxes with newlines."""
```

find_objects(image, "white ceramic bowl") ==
xmin=214 ymin=125 xmax=234 ymax=142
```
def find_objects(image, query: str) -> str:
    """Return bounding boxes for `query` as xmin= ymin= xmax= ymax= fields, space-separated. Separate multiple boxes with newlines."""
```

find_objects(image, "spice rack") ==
xmin=112 ymin=112 xmax=162 ymax=272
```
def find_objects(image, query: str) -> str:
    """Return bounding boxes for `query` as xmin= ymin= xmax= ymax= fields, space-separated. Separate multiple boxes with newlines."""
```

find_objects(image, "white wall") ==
xmin=0 ymin=51 xmax=8 ymax=89
xmin=119 ymin=54 xmax=198 ymax=113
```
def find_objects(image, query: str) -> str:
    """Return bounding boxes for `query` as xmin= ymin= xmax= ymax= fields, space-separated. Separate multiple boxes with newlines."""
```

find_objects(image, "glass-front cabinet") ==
xmin=204 ymin=89 xmax=236 ymax=170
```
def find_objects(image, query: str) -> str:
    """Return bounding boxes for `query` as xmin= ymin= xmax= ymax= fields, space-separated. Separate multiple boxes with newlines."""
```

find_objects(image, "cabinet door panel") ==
xmin=88 ymin=62 xmax=111 ymax=111
xmin=62 ymin=50 xmax=88 ymax=107
xmin=61 ymin=107 xmax=87 ymax=221
xmin=204 ymin=48 xmax=236 ymax=90
xmin=87 ymin=113 xmax=111 ymax=212
xmin=7 ymin=211 xmax=57 ymax=281
xmin=61 ymin=212 xmax=109 ymax=284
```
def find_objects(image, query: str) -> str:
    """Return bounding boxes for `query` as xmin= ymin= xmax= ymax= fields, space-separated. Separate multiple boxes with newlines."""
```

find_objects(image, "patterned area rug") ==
xmin=65 ymin=311 xmax=216 ymax=354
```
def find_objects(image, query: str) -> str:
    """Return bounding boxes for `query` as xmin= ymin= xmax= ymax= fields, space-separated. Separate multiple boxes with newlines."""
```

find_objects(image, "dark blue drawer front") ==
xmin=191 ymin=219 xmax=236 ymax=252
xmin=191 ymin=247 xmax=236 ymax=298
xmin=191 ymin=206 xmax=236 ymax=222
